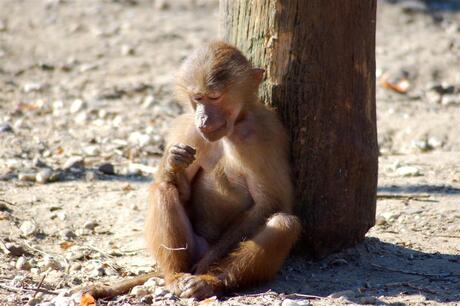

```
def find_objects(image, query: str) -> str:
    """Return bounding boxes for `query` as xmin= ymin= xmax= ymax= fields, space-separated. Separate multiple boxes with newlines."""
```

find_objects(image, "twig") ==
xmin=384 ymin=280 xmax=438 ymax=294
xmin=371 ymin=263 xmax=460 ymax=278
xmin=430 ymin=234 xmax=460 ymax=239
xmin=0 ymin=199 xmax=16 ymax=206
xmin=83 ymin=244 xmax=114 ymax=258
xmin=376 ymin=194 xmax=434 ymax=204
xmin=33 ymin=274 xmax=47 ymax=298
xmin=284 ymin=293 xmax=323 ymax=300
xmin=160 ymin=243 xmax=188 ymax=251
xmin=0 ymin=283 xmax=58 ymax=295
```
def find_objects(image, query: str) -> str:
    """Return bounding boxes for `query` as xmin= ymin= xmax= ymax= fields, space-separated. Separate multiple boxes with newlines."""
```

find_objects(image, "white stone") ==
xmin=396 ymin=166 xmax=421 ymax=177
xmin=20 ymin=221 xmax=37 ymax=236
xmin=131 ymin=285 xmax=149 ymax=298
xmin=70 ymin=99 xmax=85 ymax=113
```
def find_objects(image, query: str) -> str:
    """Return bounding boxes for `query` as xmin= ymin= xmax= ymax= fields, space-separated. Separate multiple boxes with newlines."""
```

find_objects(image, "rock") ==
xmin=36 ymin=168 xmax=53 ymax=184
xmin=42 ymin=255 xmax=62 ymax=271
xmin=121 ymin=44 xmax=135 ymax=56
xmin=282 ymin=299 xmax=307 ymax=306
xmin=128 ymin=131 xmax=151 ymax=147
xmin=83 ymin=220 xmax=98 ymax=230
xmin=70 ymin=99 xmax=86 ymax=113
xmin=23 ymin=82 xmax=44 ymax=93
xmin=441 ymin=95 xmax=460 ymax=106
xmin=381 ymin=211 xmax=401 ymax=222
xmin=83 ymin=145 xmax=100 ymax=156
xmin=33 ymin=157 xmax=48 ymax=168
xmin=70 ymin=263 xmax=82 ymax=272
xmin=328 ymin=290 xmax=356 ymax=299
xmin=410 ymin=139 xmax=432 ymax=152
xmin=18 ymin=172 xmax=36 ymax=182
xmin=427 ymin=137 xmax=443 ymax=149
xmin=16 ymin=256 xmax=32 ymax=270
xmin=140 ymin=295 xmax=154 ymax=304
xmin=98 ymin=163 xmax=115 ymax=175
xmin=375 ymin=215 xmax=387 ymax=226
xmin=395 ymin=166 xmax=422 ymax=177
xmin=142 ymin=95 xmax=156 ymax=108
xmin=63 ymin=156 xmax=84 ymax=170
xmin=20 ymin=221 xmax=37 ymax=236
xmin=154 ymin=0 xmax=170 ymax=10
xmin=400 ymin=0 xmax=427 ymax=14
xmin=0 ymin=122 xmax=13 ymax=133
xmin=154 ymin=286 xmax=167 ymax=297
xmin=358 ymin=296 xmax=377 ymax=304
xmin=62 ymin=229 xmax=77 ymax=240
xmin=74 ymin=111 xmax=88 ymax=124
xmin=425 ymin=90 xmax=442 ymax=104
xmin=131 ymin=285 xmax=149 ymax=298
xmin=27 ymin=297 xmax=42 ymax=306
xmin=1 ymin=242 xmax=28 ymax=256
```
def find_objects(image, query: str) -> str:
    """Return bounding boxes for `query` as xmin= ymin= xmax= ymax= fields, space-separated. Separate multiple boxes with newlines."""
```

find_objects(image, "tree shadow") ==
xmin=241 ymin=238 xmax=460 ymax=304
xmin=378 ymin=184 xmax=460 ymax=195
xmin=383 ymin=0 xmax=460 ymax=13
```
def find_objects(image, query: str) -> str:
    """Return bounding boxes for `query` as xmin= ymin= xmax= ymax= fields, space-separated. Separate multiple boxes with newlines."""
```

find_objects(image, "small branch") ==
xmin=284 ymin=293 xmax=323 ymax=300
xmin=0 ymin=198 xmax=16 ymax=206
xmin=0 ymin=283 xmax=58 ymax=296
xmin=160 ymin=243 xmax=188 ymax=251
xmin=371 ymin=263 xmax=460 ymax=278
xmin=34 ymin=274 xmax=47 ymax=298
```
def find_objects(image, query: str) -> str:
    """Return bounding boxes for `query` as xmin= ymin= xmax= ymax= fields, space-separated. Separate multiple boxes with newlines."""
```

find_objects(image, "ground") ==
xmin=0 ymin=0 xmax=459 ymax=305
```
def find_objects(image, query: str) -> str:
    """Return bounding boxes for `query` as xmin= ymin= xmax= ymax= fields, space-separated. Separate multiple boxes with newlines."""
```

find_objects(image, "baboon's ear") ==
xmin=252 ymin=68 xmax=265 ymax=85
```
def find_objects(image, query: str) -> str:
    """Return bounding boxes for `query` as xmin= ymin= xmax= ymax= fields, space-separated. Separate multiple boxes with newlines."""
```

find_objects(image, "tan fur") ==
xmin=144 ymin=41 xmax=300 ymax=299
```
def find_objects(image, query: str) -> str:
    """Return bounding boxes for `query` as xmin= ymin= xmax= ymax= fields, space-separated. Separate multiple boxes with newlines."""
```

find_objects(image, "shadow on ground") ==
xmin=378 ymin=184 xmax=460 ymax=195
xmin=384 ymin=0 xmax=460 ymax=12
xmin=247 ymin=238 xmax=460 ymax=305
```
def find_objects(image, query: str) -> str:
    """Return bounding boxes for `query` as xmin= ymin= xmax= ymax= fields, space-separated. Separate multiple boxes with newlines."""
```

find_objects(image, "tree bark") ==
xmin=220 ymin=0 xmax=378 ymax=258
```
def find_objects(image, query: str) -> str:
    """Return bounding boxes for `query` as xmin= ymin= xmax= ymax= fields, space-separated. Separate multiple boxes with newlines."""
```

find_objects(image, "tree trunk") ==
xmin=220 ymin=1 xmax=378 ymax=258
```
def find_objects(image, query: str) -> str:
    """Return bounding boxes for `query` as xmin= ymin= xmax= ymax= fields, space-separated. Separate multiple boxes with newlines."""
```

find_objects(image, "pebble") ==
xmin=131 ymin=285 xmax=150 ymax=298
xmin=83 ymin=220 xmax=98 ymax=230
xmin=74 ymin=111 xmax=88 ymax=124
xmin=140 ymin=295 xmax=154 ymax=304
xmin=359 ymin=296 xmax=377 ymax=304
xmin=16 ymin=256 xmax=32 ymax=270
xmin=23 ymin=82 xmax=44 ymax=93
xmin=375 ymin=215 xmax=387 ymax=226
xmin=121 ymin=44 xmax=135 ymax=56
xmin=42 ymin=255 xmax=62 ymax=271
xmin=154 ymin=286 xmax=167 ymax=297
xmin=142 ymin=95 xmax=156 ymax=108
xmin=128 ymin=131 xmax=151 ymax=147
xmin=98 ymin=163 xmax=115 ymax=175
xmin=18 ymin=172 xmax=37 ymax=182
xmin=328 ymin=290 xmax=356 ymax=299
xmin=27 ymin=297 xmax=42 ymax=306
xmin=63 ymin=156 xmax=84 ymax=170
xmin=427 ymin=137 xmax=443 ymax=148
xmin=70 ymin=99 xmax=86 ymax=113
xmin=282 ymin=299 xmax=309 ymax=306
xmin=62 ymin=229 xmax=77 ymax=240
xmin=0 ymin=122 xmax=13 ymax=133
xmin=395 ymin=166 xmax=421 ymax=177
xmin=441 ymin=94 xmax=460 ymax=106
xmin=36 ymin=168 xmax=53 ymax=184
xmin=20 ymin=221 xmax=37 ymax=236
xmin=83 ymin=145 xmax=100 ymax=156
xmin=1 ymin=242 xmax=28 ymax=256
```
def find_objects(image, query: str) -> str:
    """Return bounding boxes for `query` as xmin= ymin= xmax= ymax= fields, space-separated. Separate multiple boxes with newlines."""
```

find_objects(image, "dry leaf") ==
xmin=59 ymin=241 xmax=74 ymax=250
xmin=122 ymin=184 xmax=134 ymax=192
xmin=380 ymin=75 xmax=411 ymax=94
xmin=80 ymin=293 xmax=96 ymax=306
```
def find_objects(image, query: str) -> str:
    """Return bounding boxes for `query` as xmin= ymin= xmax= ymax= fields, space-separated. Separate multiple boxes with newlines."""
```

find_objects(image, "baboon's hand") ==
xmin=167 ymin=143 xmax=196 ymax=173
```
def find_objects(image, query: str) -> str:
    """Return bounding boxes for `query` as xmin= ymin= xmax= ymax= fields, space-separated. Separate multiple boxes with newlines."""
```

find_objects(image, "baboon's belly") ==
xmin=189 ymin=167 xmax=253 ymax=244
